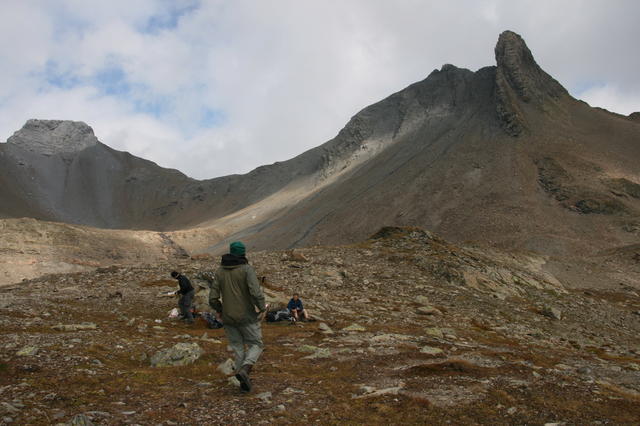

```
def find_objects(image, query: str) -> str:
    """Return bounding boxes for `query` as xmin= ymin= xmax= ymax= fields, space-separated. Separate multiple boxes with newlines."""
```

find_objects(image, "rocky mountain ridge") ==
xmin=1 ymin=30 xmax=639 ymax=287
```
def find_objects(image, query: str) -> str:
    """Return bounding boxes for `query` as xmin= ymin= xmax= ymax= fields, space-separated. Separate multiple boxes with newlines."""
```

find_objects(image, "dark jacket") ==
xmin=288 ymin=298 xmax=304 ymax=311
xmin=176 ymin=274 xmax=194 ymax=295
xmin=209 ymin=254 xmax=266 ymax=326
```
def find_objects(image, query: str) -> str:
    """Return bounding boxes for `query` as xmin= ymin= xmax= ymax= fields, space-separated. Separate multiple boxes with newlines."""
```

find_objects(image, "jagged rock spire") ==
xmin=494 ymin=30 xmax=568 ymax=136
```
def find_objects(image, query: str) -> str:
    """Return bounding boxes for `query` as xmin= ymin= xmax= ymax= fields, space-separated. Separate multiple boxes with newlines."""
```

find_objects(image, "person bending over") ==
xmin=171 ymin=271 xmax=195 ymax=324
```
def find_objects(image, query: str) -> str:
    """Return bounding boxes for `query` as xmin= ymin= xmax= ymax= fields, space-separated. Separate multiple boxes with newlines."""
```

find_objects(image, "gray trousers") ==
xmin=178 ymin=290 xmax=195 ymax=321
xmin=224 ymin=322 xmax=264 ymax=371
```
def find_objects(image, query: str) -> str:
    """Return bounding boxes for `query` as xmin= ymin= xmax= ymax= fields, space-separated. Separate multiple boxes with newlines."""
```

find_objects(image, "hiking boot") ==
xmin=235 ymin=364 xmax=253 ymax=392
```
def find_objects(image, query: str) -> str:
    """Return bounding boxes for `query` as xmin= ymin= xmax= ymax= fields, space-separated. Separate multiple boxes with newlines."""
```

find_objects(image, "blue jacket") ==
xmin=287 ymin=298 xmax=304 ymax=311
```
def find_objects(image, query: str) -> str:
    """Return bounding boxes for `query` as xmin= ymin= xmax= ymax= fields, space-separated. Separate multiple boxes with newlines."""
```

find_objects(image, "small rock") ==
xmin=228 ymin=376 xmax=241 ymax=388
xmin=420 ymin=346 xmax=444 ymax=355
xmin=297 ymin=345 xmax=319 ymax=353
xmin=302 ymin=348 xmax=332 ymax=359
xmin=52 ymin=323 xmax=97 ymax=331
xmin=541 ymin=306 xmax=562 ymax=320
xmin=0 ymin=402 xmax=20 ymax=414
xmin=68 ymin=414 xmax=94 ymax=425
xmin=416 ymin=306 xmax=442 ymax=316
xmin=16 ymin=346 xmax=39 ymax=356
xmin=415 ymin=295 xmax=430 ymax=305
xmin=121 ymin=411 xmax=136 ymax=415
xmin=275 ymin=404 xmax=285 ymax=411
xmin=424 ymin=327 xmax=444 ymax=339
xmin=342 ymin=323 xmax=366 ymax=332
xmin=255 ymin=392 xmax=272 ymax=403
xmin=353 ymin=384 xmax=405 ymax=399
xmin=200 ymin=333 xmax=222 ymax=344
xmin=150 ymin=343 xmax=202 ymax=367
xmin=2 ymin=417 xmax=12 ymax=424
xmin=577 ymin=367 xmax=592 ymax=375
xmin=173 ymin=334 xmax=191 ymax=339
xmin=318 ymin=323 xmax=334 ymax=335
xmin=217 ymin=358 xmax=235 ymax=375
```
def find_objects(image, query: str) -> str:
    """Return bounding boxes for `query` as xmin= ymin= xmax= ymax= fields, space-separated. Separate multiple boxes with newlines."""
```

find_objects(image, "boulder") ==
xmin=150 ymin=343 xmax=202 ymax=367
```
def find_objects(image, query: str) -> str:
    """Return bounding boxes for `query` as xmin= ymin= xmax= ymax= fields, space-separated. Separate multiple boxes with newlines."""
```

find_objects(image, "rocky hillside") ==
xmin=1 ymin=228 xmax=639 ymax=424
xmin=0 ymin=218 xmax=226 ymax=287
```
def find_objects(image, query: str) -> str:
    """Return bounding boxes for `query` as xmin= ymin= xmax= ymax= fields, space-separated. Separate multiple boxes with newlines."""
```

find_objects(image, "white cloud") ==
xmin=578 ymin=84 xmax=640 ymax=116
xmin=0 ymin=0 xmax=639 ymax=179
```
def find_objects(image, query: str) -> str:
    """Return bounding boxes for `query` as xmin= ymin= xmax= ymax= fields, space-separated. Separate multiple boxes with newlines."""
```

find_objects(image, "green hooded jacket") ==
xmin=209 ymin=255 xmax=266 ymax=326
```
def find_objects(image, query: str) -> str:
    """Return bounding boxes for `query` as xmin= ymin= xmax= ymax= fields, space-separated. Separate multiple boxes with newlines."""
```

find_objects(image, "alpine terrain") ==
xmin=0 ymin=31 xmax=639 ymax=424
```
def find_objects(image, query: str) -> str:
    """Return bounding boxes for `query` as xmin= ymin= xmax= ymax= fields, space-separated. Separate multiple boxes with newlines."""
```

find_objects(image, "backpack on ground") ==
xmin=201 ymin=312 xmax=224 ymax=329
xmin=266 ymin=309 xmax=293 ymax=322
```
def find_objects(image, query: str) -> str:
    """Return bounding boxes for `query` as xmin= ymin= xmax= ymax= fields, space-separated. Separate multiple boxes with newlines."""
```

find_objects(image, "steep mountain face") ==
xmin=1 ymin=31 xmax=639 ymax=267
xmin=209 ymin=31 xmax=640 ymax=261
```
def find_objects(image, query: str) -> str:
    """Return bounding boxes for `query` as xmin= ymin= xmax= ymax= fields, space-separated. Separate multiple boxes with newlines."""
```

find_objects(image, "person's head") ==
xmin=170 ymin=271 xmax=179 ymax=279
xmin=230 ymin=241 xmax=246 ymax=257
xmin=292 ymin=293 xmax=299 ymax=301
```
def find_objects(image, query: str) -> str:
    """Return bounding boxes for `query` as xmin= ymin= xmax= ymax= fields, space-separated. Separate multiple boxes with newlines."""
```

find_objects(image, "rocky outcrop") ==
xmin=7 ymin=119 xmax=99 ymax=155
xmin=494 ymin=30 xmax=568 ymax=136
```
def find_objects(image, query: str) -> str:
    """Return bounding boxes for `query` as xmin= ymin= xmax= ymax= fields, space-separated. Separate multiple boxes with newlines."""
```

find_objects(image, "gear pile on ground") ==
xmin=1 ymin=227 xmax=639 ymax=424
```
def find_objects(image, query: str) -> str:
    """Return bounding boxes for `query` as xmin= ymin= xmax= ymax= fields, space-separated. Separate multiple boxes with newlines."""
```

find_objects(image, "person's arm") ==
xmin=287 ymin=299 xmax=295 ymax=311
xmin=209 ymin=271 xmax=223 ymax=314
xmin=247 ymin=266 xmax=266 ymax=312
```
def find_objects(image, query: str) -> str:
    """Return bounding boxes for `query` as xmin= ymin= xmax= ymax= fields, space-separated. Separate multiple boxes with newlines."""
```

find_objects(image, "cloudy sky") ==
xmin=1 ymin=1 xmax=638 ymax=179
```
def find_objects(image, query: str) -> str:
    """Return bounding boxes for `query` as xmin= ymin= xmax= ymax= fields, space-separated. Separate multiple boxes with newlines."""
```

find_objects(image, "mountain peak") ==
xmin=494 ymin=30 xmax=568 ymax=136
xmin=7 ymin=119 xmax=99 ymax=155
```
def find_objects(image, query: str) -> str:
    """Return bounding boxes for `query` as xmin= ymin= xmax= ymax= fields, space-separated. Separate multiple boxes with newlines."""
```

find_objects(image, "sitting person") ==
xmin=287 ymin=293 xmax=309 ymax=321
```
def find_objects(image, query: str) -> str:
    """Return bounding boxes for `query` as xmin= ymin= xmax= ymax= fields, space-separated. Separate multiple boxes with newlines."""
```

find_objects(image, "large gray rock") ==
xmin=150 ymin=343 xmax=202 ymax=367
xmin=7 ymin=120 xmax=98 ymax=155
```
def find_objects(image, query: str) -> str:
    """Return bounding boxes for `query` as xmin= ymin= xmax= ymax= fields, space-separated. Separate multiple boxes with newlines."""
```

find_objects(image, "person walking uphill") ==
xmin=171 ymin=271 xmax=194 ymax=324
xmin=209 ymin=241 xmax=267 ymax=392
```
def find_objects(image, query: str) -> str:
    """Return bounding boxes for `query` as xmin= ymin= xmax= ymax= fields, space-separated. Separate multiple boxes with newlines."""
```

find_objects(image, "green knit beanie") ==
xmin=230 ymin=241 xmax=246 ymax=256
